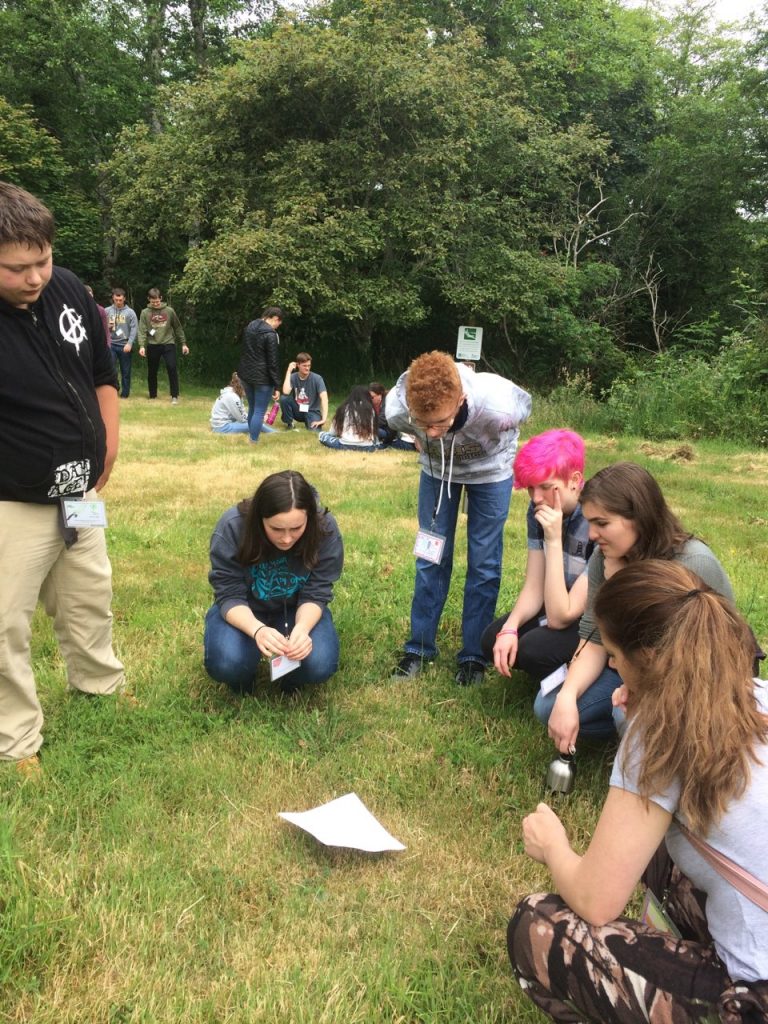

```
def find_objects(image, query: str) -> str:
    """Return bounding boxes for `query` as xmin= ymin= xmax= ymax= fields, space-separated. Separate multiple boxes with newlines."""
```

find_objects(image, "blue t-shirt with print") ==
xmin=250 ymin=556 xmax=310 ymax=602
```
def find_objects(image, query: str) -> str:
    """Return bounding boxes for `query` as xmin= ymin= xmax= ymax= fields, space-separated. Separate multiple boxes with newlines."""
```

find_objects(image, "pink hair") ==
xmin=513 ymin=429 xmax=585 ymax=490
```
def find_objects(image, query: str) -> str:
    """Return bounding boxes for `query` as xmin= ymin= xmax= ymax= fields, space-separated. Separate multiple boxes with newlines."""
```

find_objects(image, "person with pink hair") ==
xmin=481 ymin=429 xmax=592 ymax=684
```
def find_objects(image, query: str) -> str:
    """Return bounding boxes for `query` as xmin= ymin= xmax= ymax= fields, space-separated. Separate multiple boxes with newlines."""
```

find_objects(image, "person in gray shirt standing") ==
xmin=105 ymin=288 xmax=138 ymax=398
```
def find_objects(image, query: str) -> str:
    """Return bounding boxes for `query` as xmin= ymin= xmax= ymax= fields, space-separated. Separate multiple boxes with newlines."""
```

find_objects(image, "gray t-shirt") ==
xmin=579 ymin=538 xmax=735 ymax=643
xmin=610 ymin=679 xmax=768 ymax=981
xmin=289 ymin=371 xmax=326 ymax=422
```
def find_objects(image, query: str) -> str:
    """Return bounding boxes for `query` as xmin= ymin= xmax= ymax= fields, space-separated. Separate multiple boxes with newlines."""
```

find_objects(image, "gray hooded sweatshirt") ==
xmin=384 ymin=363 xmax=532 ymax=486
xmin=210 ymin=386 xmax=248 ymax=429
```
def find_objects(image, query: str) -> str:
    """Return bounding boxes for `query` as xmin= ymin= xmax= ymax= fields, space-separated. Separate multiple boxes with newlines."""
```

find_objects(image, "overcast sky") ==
xmin=622 ymin=0 xmax=764 ymax=23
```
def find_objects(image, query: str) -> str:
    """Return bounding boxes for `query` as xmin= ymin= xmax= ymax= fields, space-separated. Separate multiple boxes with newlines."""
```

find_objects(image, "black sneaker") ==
xmin=391 ymin=653 xmax=432 ymax=679
xmin=455 ymin=660 xmax=485 ymax=686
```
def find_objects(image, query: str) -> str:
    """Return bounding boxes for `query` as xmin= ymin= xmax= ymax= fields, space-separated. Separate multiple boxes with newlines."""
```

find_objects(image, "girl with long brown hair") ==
xmin=204 ymin=471 xmax=343 ymax=694
xmin=509 ymin=560 xmax=768 ymax=1022
xmin=535 ymin=462 xmax=736 ymax=751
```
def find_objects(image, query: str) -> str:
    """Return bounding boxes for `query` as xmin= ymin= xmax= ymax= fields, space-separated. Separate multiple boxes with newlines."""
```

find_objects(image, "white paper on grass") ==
xmin=278 ymin=792 xmax=406 ymax=852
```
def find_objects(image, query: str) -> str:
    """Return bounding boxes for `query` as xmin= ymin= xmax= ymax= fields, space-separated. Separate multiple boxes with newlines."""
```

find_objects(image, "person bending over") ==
xmin=537 ymin=461 xmax=735 ymax=751
xmin=509 ymin=559 xmax=768 ymax=1023
xmin=385 ymin=351 xmax=531 ymax=686
xmin=481 ymin=429 xmax=592 ymax=683
xmin=319 ymin=386 xmax=382 ymax=451
xmin=204 ymin=471 xmax=343 ymax=695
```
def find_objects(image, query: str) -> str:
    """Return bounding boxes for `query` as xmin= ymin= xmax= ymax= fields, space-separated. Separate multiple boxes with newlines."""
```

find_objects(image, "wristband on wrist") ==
xmin=497 ymin=628 xmax=518 ymax=637
xmin=253 ymin=625 xmax=265 ymax=642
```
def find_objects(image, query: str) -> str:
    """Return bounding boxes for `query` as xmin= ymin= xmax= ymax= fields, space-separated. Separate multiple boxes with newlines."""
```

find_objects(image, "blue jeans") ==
xmin=244 ymin=384 xmax=273 ymax=442
xmin=533 ymin=665 xmax=620 ymax=740
xmin=203 ymin=604 xmax=339 ymax=692
xmin=405 ymin=472 xmax=512 ymax=665
xmin=212 ymin=421 xmax=250 ymax=434
xmin=280 ymin=395 xmax=320 ymax=429
xmin=318 ymin=432 xmax=381 ymax=451
xmin=111 ymin=344 xmax=133 ymax=397
xmin=212 ymin=422 xmax=275 ymax=435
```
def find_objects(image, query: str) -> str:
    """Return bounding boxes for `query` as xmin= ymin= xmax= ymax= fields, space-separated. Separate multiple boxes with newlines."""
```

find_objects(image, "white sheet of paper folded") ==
xmin=278 ymin=792 xmax=406 ymax=852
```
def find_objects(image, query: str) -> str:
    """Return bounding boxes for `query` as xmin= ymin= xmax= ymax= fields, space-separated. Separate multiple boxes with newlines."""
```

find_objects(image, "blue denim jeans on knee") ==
xmin=203 ymin=604 xmax=339 ymax=692
xmin=405 ymin=472 xmax=512 ymax=665
xmin=533 ymin=664 xmax=620 ymax=740
xmin=244 ymin=384 xmax=274 ymax=442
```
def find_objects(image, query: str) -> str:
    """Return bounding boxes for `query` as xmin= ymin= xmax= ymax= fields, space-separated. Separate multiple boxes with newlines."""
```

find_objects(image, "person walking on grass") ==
xmin=385 ymin=351 xmax=532 ymax=686
xmin=138 ymin=287 xmax=189 ymax=403
xmin=105 ymin=287 xmax=138 ymax=398
xmin=237 ymin=305 xmax=282 ymax=443
xmin=0 ymin=181 xmax=125 ymax=775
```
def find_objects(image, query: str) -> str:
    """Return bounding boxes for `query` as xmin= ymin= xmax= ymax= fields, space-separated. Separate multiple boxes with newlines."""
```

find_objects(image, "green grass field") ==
xmin=2 ymin=386 xmax=766 ymax=1023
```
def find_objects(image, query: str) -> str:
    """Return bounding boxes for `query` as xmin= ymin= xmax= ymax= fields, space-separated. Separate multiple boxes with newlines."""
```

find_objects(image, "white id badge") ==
xmin=61 ymin=498 xmax=108 ymax=528
xmin=270 ymin=654 xmax=301 ymax=681
xmin=413 ymin=528 xmax=446 ymax=565
xmin=298 ymin=401 xmax=309 ymax=413
xmin=539 ymin=663 xmax=568 ymax=696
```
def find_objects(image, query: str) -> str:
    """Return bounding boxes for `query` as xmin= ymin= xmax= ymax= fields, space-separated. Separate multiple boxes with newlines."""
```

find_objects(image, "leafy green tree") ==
xmin=0 ymin=97 xmax=101 ymax=276
xmin=107 ymin=6 xmax=610 ymax=376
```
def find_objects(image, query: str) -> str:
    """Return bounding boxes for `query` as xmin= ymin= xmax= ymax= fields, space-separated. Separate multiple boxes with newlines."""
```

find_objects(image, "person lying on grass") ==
xmin=204 ymin=470 xmax=343 ymax=695
xmin=508 ymin=559 xmax=768 ymax=1024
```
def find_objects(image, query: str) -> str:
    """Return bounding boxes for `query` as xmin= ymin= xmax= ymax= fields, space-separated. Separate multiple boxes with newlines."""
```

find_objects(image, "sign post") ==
xmin=456 ymin=325 xmax=483 ymax=362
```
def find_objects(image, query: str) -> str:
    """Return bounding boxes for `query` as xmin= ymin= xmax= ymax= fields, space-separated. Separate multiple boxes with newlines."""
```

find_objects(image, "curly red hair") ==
xmin=406 ymin=351 xmax=462 ymax=417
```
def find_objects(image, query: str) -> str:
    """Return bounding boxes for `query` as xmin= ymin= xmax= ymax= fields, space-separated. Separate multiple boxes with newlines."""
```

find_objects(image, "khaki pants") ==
xmin=0 ymin=499 xmax=124 ymax=761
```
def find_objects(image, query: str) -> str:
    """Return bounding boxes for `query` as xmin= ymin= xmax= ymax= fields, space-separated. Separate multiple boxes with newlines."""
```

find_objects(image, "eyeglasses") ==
xmin=410 ymin=397 xmax=463 ymax=431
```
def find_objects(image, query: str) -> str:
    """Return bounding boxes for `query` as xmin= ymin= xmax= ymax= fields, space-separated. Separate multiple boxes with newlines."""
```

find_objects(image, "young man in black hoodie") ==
xmin=0 ymin=182 xmax=125 ymax=773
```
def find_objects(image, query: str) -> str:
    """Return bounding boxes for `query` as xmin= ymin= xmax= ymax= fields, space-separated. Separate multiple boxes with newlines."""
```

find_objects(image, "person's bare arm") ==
xmin=282 ymin=362 xmax=296 ymax=395
xmin=522 ymin=787 xmax=671 ymax=925
xmin=311 ymin=390 xmax=329 ymax=428
xmin=546 ymin=641 xmax=608 ymax=752
xmin=94 ymin=384 xmax=119 ymax=491
xmin=493 ymin=549 xmax=545 ymax=677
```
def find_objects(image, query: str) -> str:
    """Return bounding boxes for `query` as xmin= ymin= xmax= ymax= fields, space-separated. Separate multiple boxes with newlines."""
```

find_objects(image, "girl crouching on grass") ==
xmin=508 ymin=560 xmax=768 ymax=1023
xmin=204 ymin=470 xmax=343 ymax=695
xmin=318 ymin=386 xmax=382 ymax=451
xmin=537 ymin=462 xmax=736 ymax=752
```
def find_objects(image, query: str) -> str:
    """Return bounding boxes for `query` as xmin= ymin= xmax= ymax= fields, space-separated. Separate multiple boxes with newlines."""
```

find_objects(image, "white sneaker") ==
xmin=171 ymin=397 xmax=178 ymax=405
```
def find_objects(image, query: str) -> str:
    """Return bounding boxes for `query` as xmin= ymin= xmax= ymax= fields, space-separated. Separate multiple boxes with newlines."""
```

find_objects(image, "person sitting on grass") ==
xmin=209 ymin=372 xmax=276 ymax=436
xmin=369 ymin=381 xmax=417 ymax=451
xmin=318 ymin=386 xmax=382 ymax=451
xmin=280 ymin=352 xmax=328 ymax=430
xmin=508 ymin=559 xmax=768 ymax=1024
xmin=537 ymin=461 xmax=736 ymax=752
xmin=204 ymin=471 xmax=343 ymax=695
xmin=481 ymin=429 xmax=592 ymax=685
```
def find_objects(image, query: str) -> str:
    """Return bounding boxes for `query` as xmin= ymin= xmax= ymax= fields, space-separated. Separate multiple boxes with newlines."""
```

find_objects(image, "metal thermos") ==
xmin=545 ymin=752 xmax=576 ymax=795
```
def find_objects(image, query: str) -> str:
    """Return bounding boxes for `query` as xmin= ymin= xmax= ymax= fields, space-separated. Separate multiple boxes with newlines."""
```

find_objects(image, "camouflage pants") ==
xmin=507 ymin=868 xmax=768 ymax=1023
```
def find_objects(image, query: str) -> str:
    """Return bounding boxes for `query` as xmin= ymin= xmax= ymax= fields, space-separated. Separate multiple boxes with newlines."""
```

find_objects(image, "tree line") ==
xmin=2 ymin=0 xmax=767 ymax=413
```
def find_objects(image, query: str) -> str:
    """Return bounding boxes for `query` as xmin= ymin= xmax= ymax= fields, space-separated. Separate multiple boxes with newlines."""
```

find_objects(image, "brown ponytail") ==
xmin=595 ymin=560 xmax=766 ymax=833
